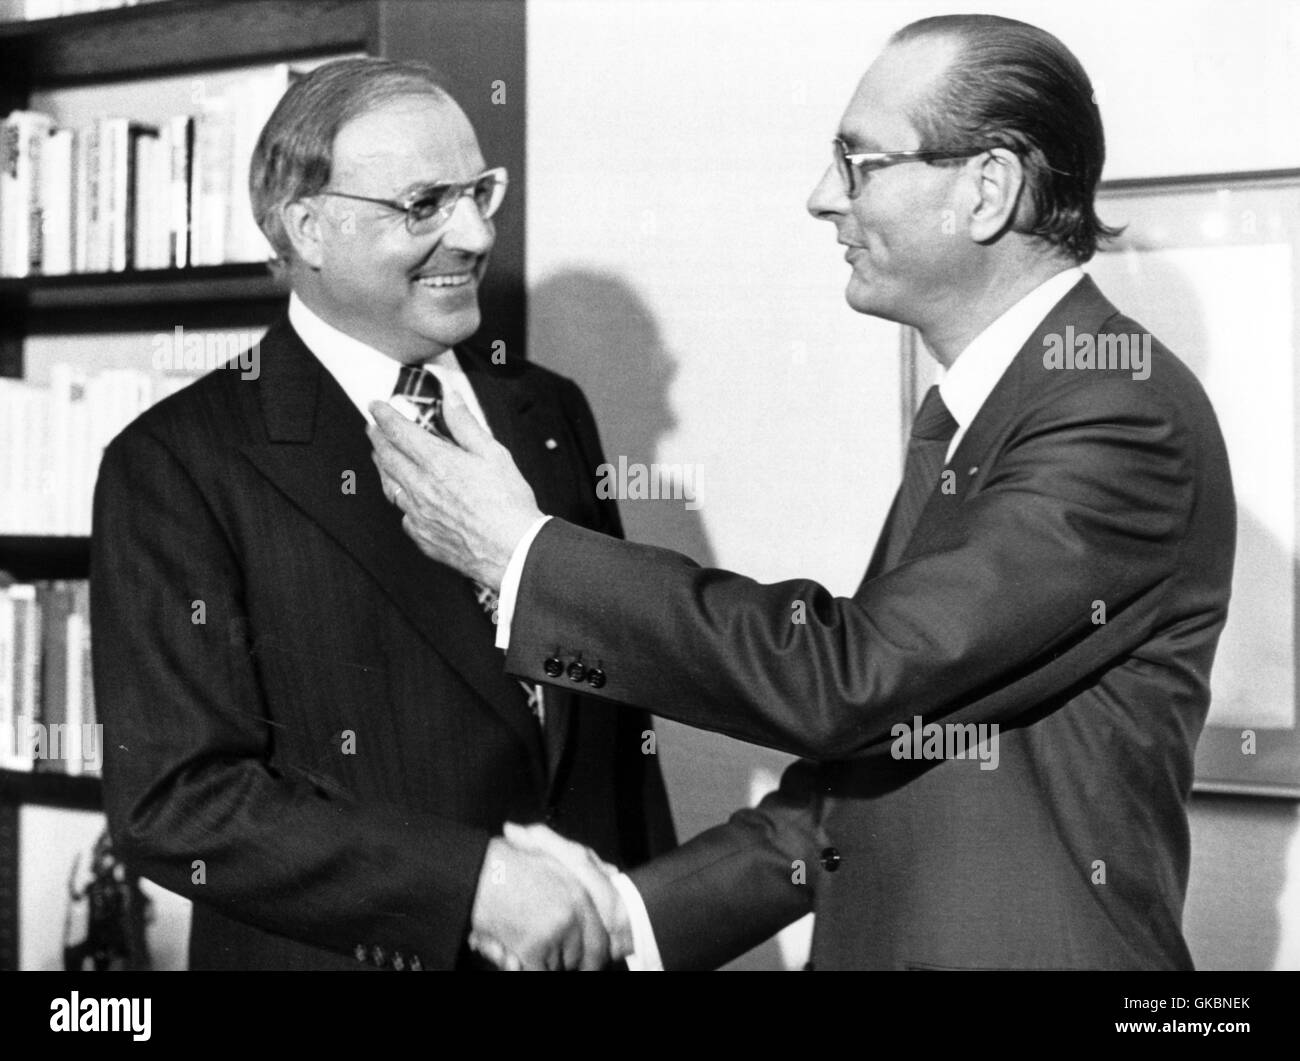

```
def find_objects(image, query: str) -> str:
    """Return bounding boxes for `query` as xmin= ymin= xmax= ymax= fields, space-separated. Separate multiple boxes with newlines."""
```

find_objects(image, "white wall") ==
xmin=527 ymin=0 xmax=1300 ymax=969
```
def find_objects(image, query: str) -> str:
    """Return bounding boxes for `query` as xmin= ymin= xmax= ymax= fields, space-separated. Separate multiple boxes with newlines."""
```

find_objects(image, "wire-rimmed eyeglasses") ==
xmin=319 ymin=166 xmax=508 ymax=235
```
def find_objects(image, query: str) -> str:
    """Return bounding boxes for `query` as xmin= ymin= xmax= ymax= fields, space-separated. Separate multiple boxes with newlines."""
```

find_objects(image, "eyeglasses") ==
xmin=319 ymin=166 xmax=508 ymax=235
xmin=832 ymin=138 xmax=987 ymax=197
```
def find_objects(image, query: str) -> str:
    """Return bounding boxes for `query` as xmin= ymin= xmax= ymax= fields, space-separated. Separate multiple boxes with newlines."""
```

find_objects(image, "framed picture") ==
xmin=1093 ymin=169 xmax=1300 ymax=797
xmin=901 ymin=169 xmax=1300 ymax=797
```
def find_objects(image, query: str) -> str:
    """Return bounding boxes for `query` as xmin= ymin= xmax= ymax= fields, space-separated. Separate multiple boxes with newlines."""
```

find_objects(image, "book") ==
xmin=165 ymin=114 xmax=193 ymax=267
xmin=5 ymin=584 xmax=40 ymax=771
xmin=39 ymin=125 xmax=74 ymax=275
xmin=0 ymin=378 xmax=51 ymax=534
xmin=123 ymin=121 xmax=159 ymax=270
xmin=34 ymin=581 xmax=71 ymax=772
xmin=0 ymin=110 xmax=54 ymax=277
xmin=0 ymin=589 xmax=14 ymax=768
xmin=64 ymin=581 xmax=93 ymax=775
xmin=190 ymin=96 xmax=232 ymax=266
xmin=225 ymin=64 xmax=293 ymax=263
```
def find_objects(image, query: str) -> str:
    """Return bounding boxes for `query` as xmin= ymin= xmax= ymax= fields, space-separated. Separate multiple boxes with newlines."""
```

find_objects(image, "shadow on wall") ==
xmin=530 ymin=268 xmax=793 ymax=971
xmin=530 ymin=269 xmax=715 ymax=566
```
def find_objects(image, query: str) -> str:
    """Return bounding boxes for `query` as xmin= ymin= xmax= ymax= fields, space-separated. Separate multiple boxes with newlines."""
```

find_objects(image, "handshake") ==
xmin=468 ymin=822 xmax=633 ymax=971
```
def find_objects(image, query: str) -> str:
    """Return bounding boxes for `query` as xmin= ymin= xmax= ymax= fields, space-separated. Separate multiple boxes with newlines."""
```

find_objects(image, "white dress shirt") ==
xmin=288 ymin=292 xmax=492 ymax=433
xmin=494 ymin=265 xmax=1085 ymax=970
xmin=939 ymin=266 xmax=1084 ymax=461
xmin=289 ymin=293 xmax=661 ymax=968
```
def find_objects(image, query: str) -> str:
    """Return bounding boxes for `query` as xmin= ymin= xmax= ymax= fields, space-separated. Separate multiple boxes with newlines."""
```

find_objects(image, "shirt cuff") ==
xmin=494 ymin=515 xmax=552 ymax=650
xmin=612 ymin=873 xmax=664 ymax=972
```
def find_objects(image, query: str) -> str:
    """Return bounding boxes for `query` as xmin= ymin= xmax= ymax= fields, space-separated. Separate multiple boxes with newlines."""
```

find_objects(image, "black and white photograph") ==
xmin=0 ymin=0 xmax=1295 ymax=1040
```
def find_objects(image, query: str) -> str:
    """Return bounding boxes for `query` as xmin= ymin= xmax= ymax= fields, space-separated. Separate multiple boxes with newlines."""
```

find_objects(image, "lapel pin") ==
xmin=968 ymin=466 xmax=979 ymax=475
xmin=545 ymin=438 xmax=558 ymax=450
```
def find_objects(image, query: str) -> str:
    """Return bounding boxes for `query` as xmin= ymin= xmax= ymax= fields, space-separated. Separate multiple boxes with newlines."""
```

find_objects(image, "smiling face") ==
xmin=298 ymin=94 xmax=494 ymax=361
xmin=807 ymin=36 xmax=980 ymax=331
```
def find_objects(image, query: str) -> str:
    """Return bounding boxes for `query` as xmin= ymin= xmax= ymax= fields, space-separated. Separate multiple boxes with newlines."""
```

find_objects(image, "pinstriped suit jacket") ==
xmin=92 ymin=317 xmax=675 ymax=970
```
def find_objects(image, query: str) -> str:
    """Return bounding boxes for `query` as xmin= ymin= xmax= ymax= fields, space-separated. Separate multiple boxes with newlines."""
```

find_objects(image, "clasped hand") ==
xmin=468 ymin=823 xmax=632 ymax=971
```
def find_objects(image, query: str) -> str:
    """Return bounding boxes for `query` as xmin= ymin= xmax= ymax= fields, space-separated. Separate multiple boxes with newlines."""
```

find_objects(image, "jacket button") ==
xmin=566 ymin=661 xmax=587 ymax=682
xmin=392 ymin=952 xmax=405 ymax=971
xmin=819 ymin=847 xmax=841 ymax=872
xmin=544 ymin=656 xmax=563 ymax=678
xmin=371 ymin=944 xmax=386 ymax=966
xmin=354 ymin=944 xmax=368 ymax=964
xmin=410 ymin=954 xmax=423 ymax=972
xmin=587 ymin=667 xmax=606 ymax=689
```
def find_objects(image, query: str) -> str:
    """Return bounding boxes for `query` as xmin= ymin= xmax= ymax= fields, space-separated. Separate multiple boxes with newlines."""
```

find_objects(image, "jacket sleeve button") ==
xmin=544 ymin=656 xmax=564 ymax=678
xmin=586 ymin=667 xmax=606 ymax=689
xmin=566 ymin=661 xmax=587 ymax=682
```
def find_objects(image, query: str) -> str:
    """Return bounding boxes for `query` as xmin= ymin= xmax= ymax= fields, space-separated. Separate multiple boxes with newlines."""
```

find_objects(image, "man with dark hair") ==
xmin=371 ymin=15 xmax=1235 ymax=970
xmin=93 ymin=57 xmax=674 ymax=972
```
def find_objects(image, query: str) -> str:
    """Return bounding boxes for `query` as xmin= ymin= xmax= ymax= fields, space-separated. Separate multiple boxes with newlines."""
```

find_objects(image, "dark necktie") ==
xmin=392 ymin=363 xmax=548 ymax=733
xmin=880 ymin=385 xmax=959 ymax=571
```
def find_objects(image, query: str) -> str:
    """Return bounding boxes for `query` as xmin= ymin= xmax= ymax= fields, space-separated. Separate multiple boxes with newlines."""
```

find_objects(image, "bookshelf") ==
xmin=0 ymin=0 xmax=528 ymax=378
xmin=0 ymin=534 xmax=90 ymax=580
xmin=0 ymin=0 xmax=526 ymax=971
xmin=4 ymin=262 xmax=288 ymax=337
xmin=0 ymin=767 xmax=101 ymax=809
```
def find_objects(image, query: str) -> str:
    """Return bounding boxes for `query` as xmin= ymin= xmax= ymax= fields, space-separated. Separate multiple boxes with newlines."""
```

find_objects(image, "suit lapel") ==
xmin=859 ymin=276 xmax=1121 ymax=588
xmin=458 ymin=345 xmax=576 ymax=784
xmin=238 ymin=321 xmax=549 ymax=790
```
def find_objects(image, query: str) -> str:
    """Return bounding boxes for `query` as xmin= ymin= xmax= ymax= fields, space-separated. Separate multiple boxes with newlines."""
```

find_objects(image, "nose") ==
xmin=807 ymin=163 xmax=849 ymax=221
xmin=438 ymin=193 xmax=494 ymax=255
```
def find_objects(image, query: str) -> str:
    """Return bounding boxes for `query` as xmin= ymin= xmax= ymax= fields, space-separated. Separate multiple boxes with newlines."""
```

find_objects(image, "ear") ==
xmin=281 ymin=197 xmax=327 ymax=270
xmin=966 ymin=148 xmax=1025 ymax=244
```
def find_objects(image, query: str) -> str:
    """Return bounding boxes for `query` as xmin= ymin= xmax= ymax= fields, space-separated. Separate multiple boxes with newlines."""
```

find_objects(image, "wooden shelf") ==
xmin=3 ymin=262 xmax=284 ymax=308
xmin=0 ymin=768 xmax=102 ymax=811
xmin=0 ymin=535 xmax=91 ymax=580
xmin=0 ymin=0 xmax=378 ymax=89
xmin=0 ymin=264 xmax=289 ymax=342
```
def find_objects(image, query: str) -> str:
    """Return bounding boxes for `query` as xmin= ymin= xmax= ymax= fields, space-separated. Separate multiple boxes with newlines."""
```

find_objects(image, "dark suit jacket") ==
xmin=91 ymin=317 xmax=675 ymax=971
xmin=506 ymin=277 xmax=1235 ymax=970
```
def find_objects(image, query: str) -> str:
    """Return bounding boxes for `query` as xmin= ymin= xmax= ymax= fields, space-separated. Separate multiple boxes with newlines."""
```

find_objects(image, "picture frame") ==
xmin=901 ymin=168 xmax=1300 ymax=797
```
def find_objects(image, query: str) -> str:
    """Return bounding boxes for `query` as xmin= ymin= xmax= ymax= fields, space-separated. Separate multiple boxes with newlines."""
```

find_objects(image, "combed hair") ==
xmin=891 ymin=14 xmax=1122 ymax=262
xmin=249 ymin=57 xmax=450 ymax=262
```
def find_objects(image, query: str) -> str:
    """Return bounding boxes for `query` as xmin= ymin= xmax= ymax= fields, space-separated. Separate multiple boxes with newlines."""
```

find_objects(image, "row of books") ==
xmin=0 ymin=0 xmax=152 ymax=20
xmin=0 ymin=579 xmax=97 ymax=776
xmin=0 ymin=366 xmax=175 ymax=535
xmin=0 ymin=64 xmax=297 ymax=277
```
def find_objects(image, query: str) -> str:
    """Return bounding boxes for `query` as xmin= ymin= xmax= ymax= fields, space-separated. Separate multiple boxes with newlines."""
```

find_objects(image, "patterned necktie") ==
xmin=392 ymin=363 xmax=547 ymax=731
xmin=881 ymin=385 xmax=959 ymax=571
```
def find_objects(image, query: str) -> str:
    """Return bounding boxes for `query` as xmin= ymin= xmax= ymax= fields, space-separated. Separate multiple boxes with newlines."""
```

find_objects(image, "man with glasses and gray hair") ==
xmin=371 ymin=15 xmax=1236 ymax=969
xmin=92 ymin=57 xmax=674 ymax=972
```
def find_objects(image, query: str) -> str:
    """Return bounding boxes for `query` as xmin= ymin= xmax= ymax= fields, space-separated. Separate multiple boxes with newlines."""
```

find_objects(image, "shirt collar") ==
xmin=287 ymin=292 xmax=462 ymax=425
xmin=939 ymin=266 xmax=1084 ymax=439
